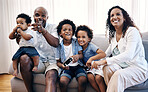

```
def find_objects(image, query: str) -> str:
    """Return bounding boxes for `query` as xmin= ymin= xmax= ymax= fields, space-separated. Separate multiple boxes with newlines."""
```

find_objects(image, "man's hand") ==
xmin=31 ymin=18 xmax=45 ymax=33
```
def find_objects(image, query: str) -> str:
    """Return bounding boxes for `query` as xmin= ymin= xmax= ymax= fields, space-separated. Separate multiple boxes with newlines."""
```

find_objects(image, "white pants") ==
xmin=103 ymin=64 xmax=147 ymax=92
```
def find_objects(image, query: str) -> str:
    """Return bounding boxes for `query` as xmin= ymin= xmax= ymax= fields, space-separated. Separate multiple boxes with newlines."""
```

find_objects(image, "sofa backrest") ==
xmin=142 ymin=32 xmax=148 ymax=40
xmin=143 ymin=40 xmax=148 ymax=62
xmin=92 ymin=33 xmax=148 ymax=62
xmin=92 ymin=34 xmax=109 ymax=51
xmin=142 ymin=32 xmax=148 ymax=62
xmin=91 ymin=34 xmax=109 ymax=52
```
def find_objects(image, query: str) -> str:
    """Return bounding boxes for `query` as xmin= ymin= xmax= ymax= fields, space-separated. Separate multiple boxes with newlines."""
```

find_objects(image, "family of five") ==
xmin=9 ymin=6 xmax=147 ymax=92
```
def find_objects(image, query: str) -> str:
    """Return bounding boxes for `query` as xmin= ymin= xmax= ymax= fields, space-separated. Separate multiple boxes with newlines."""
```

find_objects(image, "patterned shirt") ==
xmin=33 ymin=23 xmax=58 ymax=63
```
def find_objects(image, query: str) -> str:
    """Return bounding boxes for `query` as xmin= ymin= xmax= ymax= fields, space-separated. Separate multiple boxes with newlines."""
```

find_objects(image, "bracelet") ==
xmin=42 ymin=30 xmax=47 ymax=35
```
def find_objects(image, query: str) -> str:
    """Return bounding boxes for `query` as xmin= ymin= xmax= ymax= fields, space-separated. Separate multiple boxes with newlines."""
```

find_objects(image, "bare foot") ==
xmin=32 ymin=66 xmax=38 ymax=71
xmin=13 ymin=70 xmax=18 ymax=76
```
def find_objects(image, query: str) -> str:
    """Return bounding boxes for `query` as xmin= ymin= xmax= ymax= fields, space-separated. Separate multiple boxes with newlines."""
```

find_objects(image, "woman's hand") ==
xmin=91 ymin=59 xmax=107 ymax=69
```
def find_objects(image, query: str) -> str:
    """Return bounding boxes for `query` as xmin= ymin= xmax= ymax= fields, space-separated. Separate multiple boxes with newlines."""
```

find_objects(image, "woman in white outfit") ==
xmin=86 ymin=6 xmax=148 ymax=92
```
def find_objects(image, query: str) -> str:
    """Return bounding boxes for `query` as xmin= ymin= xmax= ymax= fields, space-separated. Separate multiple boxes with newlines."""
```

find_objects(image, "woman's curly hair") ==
xmin=106 ymin=6 xmax=138 ymax=43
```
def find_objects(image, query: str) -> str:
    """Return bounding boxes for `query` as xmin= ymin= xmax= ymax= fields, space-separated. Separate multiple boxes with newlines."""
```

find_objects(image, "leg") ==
xmin=31 ymin=56 xmax=39 ymax=71
xmin=77 ymin=76 xmax=87 ymax=92
xmin=95 ymin=75 xmax=106 ymax=92
xmin=107 ymin=66 xmax=147 ymax=92
xmin=20 ymin=54 xmax=34 ymax=92
xmin=103 ymin=64 xmax=121 ymax=85
xmin=87 ymin=73 xmax=100 ymax=92
xmin=59 ymin=76 xmax=70 ymax=92
xmin=45 ymin=69 xmax=58 ymax=92
xmin=12 ymin=59 xmax=19 ymax=76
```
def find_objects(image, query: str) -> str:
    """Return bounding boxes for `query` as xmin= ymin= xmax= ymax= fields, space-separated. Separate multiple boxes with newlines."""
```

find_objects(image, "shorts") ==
xmin=87 ymin=65 xmax=104 ymax=77
xmin=12 ymin=47 xmax=39 ymax=60
xmin=34 ymin=61 xmax=59 ymax=75
xmin=60 ymin=65 xmax=87 ymax=80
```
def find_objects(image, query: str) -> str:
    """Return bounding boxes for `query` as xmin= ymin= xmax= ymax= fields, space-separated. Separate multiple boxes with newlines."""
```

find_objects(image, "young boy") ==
xmin=9 ymin=13 xmax=39 ymax=76
xmin=75 ymin=25 xmax=106 ymax=92
xmin=56 ymin=19 xmax=87 ymax=92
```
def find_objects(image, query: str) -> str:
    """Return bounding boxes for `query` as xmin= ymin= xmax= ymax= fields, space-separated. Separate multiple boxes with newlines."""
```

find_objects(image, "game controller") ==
xmin=78 ymin=61 xmax=90 ymax=71
xmin=63 ymin=57 xmax=73 ymax=66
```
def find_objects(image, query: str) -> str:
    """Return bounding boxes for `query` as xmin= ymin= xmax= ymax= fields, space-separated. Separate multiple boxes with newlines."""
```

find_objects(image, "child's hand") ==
xmin=13 ymin=26 xmax=19 ymax=33
xmin=16 ymin=35 xmax=21 ymax=44
xmin=62 ymin=64 xmax=69 ymax=70
xmin=86 ymin=58 xmax=93 ymax=67
xmin=17 ymin=28 xmax=22 ymax=33
xmin=72 ymin=55 xmax=79 ymax=63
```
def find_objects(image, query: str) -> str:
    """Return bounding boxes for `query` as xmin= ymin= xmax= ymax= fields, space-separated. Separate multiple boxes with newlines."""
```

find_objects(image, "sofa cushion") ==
xmin=9 ymin=63 xmax=46 ymax=84
xmin=126 ymin=78 xmax=148 ymax=90
xmin=9 ymin=63 xmax=79 ymax=88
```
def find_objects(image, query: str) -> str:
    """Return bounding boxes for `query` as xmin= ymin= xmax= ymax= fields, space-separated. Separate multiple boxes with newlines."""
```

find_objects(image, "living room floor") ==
xmin=0 ymin=74 xmax=13 ymax=92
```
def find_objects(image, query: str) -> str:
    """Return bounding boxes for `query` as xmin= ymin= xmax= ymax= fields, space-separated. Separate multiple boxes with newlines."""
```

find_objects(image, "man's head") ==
xmin=33 ymin=7 xmax=48 ymax=28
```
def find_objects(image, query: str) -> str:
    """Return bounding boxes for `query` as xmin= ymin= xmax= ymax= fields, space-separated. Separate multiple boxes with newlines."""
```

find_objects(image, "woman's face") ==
xmin=110 ymin=8 xmax=125 ymax=29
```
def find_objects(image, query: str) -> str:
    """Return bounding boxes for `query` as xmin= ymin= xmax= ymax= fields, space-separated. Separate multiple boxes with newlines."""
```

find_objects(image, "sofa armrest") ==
xmin=9 ymin=62 xmax=23 ymax=80
xmin=142 ymin=40 xmax=148 ymax=61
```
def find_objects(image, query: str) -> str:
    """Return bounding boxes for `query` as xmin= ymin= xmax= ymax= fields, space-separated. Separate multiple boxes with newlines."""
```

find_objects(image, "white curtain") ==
xmin=0 ymin=0 xmax=148 ymax=73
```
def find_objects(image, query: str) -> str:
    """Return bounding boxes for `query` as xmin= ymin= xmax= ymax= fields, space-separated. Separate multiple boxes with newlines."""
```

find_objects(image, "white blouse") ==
xmin=105 ymin=27 xmax=147 ymax=71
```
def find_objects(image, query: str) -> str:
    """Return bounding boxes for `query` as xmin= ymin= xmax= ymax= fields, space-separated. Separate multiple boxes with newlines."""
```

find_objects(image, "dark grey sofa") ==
xmin=124 ymin=40 xmax=148 ymax=92
xmin=9 ymin=32 xmax=148 ymax=92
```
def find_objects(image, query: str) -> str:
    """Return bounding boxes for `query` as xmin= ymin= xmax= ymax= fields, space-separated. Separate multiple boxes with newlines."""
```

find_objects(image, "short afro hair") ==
xmin=75 ymin=25 xmax=93 ymax=39
xmin=57 ymin=19 xmax=76 ymax=37
xmin=16 ymin=13 xmax=32 ymax=24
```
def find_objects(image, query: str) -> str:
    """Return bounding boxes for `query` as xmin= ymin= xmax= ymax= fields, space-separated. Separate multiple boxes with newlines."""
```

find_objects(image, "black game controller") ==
xmin=59 ymin=57 xmax=73 ymax=75
xmin=17 ymin=27 xmax=21 ymax=29
xmin=63 ymin=57 xmax=73 ymax=66
xmin=83 ymin=65 xmax=90 ymax=71
xmin=78 ymin=61 xmax=90 ymax=71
